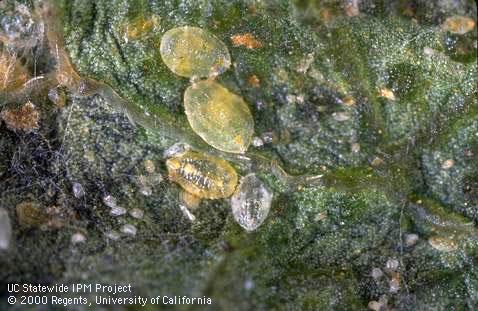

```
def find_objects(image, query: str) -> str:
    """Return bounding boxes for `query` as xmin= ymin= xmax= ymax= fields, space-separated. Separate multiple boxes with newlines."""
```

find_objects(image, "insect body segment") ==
xmin=160 ymin=26 xmax=231 ymax=78
xmin=166 ymin=151 xmax=238 ymax=199
xmin=180 ymin=161 xmax=214 ymax=190
xmin=231 ymin=174 xmax=272 ymax=231
xmin=184 ymin=80 xmax=254 ymax=154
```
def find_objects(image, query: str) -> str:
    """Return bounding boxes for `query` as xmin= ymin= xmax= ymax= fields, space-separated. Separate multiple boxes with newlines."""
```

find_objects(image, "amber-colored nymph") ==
xmin=160 ymin=26 xmax=231 ymax=78
xmin=184 ymin=80 xmax=254 ymax=154
xmin=166 ymin=151 xmax=238 ymax=199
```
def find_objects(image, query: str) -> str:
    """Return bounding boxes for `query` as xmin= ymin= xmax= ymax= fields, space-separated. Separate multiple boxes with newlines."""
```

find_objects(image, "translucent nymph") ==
xmin=160 ymin=26 xmax=231 ymax=78
xmin=166 ymin=151 xmax=238 ymax=199
xmin=231 ymin=174 xmax=273 ymax=232
xmin=184 ymin=80 xmax=254 ymax=153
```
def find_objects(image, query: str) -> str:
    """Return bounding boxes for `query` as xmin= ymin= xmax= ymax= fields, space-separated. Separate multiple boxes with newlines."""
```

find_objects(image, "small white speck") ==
xmin=351 ymin=143 xmax=360 ymax=153
xmin=180 ymin=205 xmax=196 ymax=222
xmin=423 ymin=47 xmax=435 ymax=56
xmin=139 ymin=186 xmax=152 ymax=196
xmin=332 ymin=111 xmax=351 ymax=121
xmin=163 ymin=142 xmax=190 ymax=158
xmin=441 ymin=159 xmax=454 ymax=170
xmin=244 ymin=279 xmax=254 ymax=290
xmin=252 ymin=137 xmax=264 ymax=147
xmin=71 ymin=232 xmax=86 ymax=244
xmin=121 ymin=224 xmax=137 ymax=236
xmin=110 ymin=206 xmax=127 ymax=216
xmin=72 ymin=182 xmax=85 ymax=198
xmin=102 ymin=195 xmax=117 ymax=208
xmin=129 ymin=208 xmax=144 ymax=219
xmin=385 ymin=258 xmax=399 ymax=271
xmin=389 ymin=278 xmax=400 ymax=293
xmin=404 ymin=233 xmax=419 ymax=247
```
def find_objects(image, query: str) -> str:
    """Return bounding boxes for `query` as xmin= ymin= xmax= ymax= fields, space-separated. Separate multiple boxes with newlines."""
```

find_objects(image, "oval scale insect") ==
xmin=160 ymin=26 xmax=231 ymax=78
xmin=166 ymin=151 xmax=238 ymax=199
xmin=184 ymin=80 xmax=254 ymax=154
xmin=231 ymin=173 xmax=273 ymax=231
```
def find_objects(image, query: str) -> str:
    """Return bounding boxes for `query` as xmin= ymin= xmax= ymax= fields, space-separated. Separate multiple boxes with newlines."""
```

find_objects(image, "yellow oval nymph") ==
xmin=160 ymin=26 xmax=231 ymax=78
xmin=184 ymin=80 xmax=254 ymax=153
xmin=166 ymin=151 xmax=238 ymax=199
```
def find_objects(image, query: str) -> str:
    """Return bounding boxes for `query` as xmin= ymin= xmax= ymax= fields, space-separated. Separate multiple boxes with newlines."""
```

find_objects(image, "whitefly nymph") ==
xmin=231 ymin=173 xmax=273 ymax=232
xmin=166 ymin=150 xmax=238 ymax=199
xmin=184 ymin=80 xmax=254 ymax=154
xmin=160 ymin=26 xmax=231 ymax=78
xmin=160 ymin=26 xmax=272 ymax=231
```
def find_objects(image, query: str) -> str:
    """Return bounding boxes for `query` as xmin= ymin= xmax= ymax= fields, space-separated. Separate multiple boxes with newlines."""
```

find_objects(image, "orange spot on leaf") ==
xmin=248 ymin=74 xmax=260 ymax=87
xmin=231 ymin=33 xmax=263 ymax=49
